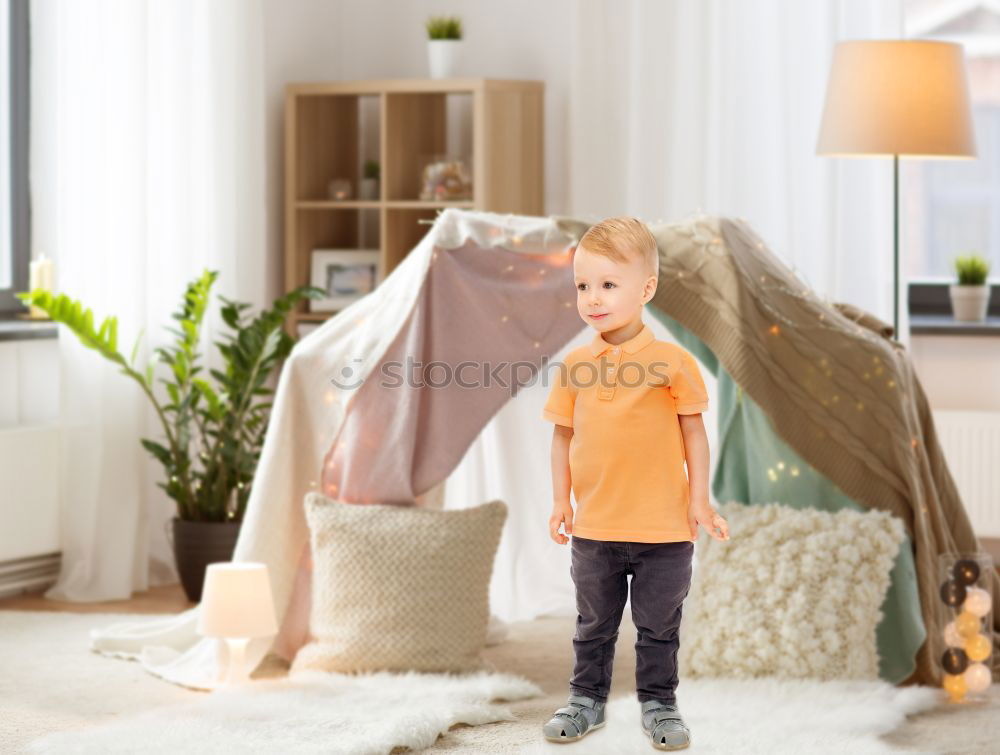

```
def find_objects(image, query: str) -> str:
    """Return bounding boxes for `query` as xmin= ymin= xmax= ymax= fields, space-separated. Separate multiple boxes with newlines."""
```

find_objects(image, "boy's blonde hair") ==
xmin=577 ymin=216 xmax=659 ymax=279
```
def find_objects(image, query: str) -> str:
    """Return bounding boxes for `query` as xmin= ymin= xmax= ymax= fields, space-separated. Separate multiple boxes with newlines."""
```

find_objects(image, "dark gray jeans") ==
xmin=568 ymin=535 xmax=694 ymax=705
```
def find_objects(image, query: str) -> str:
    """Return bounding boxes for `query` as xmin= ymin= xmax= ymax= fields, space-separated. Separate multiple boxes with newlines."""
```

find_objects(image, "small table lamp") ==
xmin=196 ymin=562 xmax=279 ymax=686
xmin=816 ymin=39 xmax=977 ymax=339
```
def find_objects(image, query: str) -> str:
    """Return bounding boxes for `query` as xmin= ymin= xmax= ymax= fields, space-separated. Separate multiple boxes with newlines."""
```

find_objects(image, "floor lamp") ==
xmin=816 ymin=40 xmax=977 ymax=340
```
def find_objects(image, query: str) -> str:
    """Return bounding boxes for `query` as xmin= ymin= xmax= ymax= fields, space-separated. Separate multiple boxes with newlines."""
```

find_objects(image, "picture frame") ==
xmin=309 ymin=249 xmax=381 ymax=312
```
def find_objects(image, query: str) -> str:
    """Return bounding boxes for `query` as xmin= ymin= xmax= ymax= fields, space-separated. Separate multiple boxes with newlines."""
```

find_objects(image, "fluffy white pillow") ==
xmin=291 ymin=494 xmax=507 ymax=674
xmin=679 ymin=501 xmax=905 ymax=680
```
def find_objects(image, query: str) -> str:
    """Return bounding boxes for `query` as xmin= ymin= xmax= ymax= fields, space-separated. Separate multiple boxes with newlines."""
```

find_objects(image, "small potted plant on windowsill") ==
xmin=426 ymin=15 xmax=463 ymax=79
xmin=949 ymin=253 xmax=992 ymax=323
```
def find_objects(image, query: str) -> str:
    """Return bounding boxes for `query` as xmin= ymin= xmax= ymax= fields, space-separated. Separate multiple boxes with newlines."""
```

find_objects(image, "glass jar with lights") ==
xmin=936 ymin=551 xmax=994 ymax=703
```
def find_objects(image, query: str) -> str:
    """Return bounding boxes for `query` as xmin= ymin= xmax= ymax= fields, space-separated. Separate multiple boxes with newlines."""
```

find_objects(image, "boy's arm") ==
xmin=680 ymin=413 xmax=729 ymax=541
xmin=548 ymin=424 xmax=574 ymax=544
xmin=679 ymin=413 xmax=709 ymax=508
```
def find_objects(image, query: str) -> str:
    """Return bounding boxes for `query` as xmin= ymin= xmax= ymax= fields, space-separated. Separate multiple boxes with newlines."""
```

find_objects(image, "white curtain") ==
xmin=30 ymin=0 xmax=268 ymax=601
xmin=568 ymin=0 xmax=906 ymax=340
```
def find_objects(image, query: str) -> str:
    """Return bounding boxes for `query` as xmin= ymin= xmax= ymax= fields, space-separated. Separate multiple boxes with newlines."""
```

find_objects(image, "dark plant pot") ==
xmin=171 ymin=517 xmax=242 ymax=603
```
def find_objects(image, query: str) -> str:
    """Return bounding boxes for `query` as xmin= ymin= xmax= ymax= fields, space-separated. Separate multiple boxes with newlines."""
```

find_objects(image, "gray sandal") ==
xmin=641 ymin=700 xmax=690 ymax=750
xmin=542 ymin=694 xmax=606 ymax=743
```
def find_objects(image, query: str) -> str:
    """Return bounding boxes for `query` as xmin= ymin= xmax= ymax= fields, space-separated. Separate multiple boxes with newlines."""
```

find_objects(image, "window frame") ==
xmin=0 ymin=0 xmax=29 ymax=315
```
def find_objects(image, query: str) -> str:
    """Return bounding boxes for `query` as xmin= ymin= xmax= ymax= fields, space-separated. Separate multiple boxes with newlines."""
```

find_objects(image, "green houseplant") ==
xmin=949 ymin=253 xmax=992 ymax=323
xmin=425 ymin=15 xmax=463 ymax=79
xmin=17 ymin=271 xmax=323 ymax=601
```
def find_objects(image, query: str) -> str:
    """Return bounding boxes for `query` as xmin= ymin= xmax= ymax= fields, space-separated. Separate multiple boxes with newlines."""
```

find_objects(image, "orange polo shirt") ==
xmin=542 ymin=322 xmax=709 ymax=543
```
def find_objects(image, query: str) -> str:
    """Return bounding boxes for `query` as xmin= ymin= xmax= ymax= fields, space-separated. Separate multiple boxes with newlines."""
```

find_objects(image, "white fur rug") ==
xmin=5 ymin=611 xmax=950 ymax=754
xmin=522 ymin=679 xmax=941 ymax=755
xmin=26 ymin=667 xmax=542 ymax=754
xmin=24 ymin=670 xmax=941 ymax=755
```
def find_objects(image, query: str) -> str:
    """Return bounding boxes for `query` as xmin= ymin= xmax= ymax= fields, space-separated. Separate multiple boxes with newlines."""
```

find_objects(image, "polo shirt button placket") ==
xmin=598 ymin=348 xmax=620 ymax=401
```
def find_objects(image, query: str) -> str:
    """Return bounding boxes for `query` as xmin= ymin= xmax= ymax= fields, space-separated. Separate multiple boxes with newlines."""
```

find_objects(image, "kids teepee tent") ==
xmin=91 ymin=208 xmax=998 ymax=690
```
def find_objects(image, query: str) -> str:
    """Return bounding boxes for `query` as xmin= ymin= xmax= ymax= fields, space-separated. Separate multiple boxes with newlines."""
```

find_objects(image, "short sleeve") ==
xmin=668 ymin=348 xmax=709 ymax=415
xmin=542 ymin=360 xmax=576 ymax=427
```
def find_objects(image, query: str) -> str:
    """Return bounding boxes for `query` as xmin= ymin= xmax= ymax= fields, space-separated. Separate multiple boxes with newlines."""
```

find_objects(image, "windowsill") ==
xmin=0 ymin=313 xmax=58 ymax=342
xmin=908 ymin=282 xmax=1000 ymax=336
xmin=910 ymin=313 xmax=1000 ymax=336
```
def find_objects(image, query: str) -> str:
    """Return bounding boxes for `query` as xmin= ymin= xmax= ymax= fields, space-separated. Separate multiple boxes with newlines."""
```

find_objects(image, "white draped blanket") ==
xmin=90 ymin=209 xmax=587 ymax=689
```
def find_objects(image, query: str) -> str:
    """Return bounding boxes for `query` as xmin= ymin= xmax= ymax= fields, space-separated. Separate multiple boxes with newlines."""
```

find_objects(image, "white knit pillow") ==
xmin=291 ymin=494 xmax=507 ymax=674
xmin=678 ymin=501 xmax=905 ymax=680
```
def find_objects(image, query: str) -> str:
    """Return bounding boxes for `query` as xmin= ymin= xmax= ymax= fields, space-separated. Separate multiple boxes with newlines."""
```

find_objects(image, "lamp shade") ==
xmin=816 ymin=40 xmax=976 ymax=158
xmin=196 ymin=562 xmax=279 ymax=638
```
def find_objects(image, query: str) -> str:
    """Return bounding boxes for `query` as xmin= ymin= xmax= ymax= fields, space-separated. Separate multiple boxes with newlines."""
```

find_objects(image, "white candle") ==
xmin=28 ymin=254 xmax=54 ymax=318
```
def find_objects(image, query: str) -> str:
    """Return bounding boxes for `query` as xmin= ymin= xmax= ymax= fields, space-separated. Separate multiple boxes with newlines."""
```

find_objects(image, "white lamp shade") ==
xmin=196 ymin=562 xmax=279 ymax=638
xmin=816 ymin=40 xmax=976 ymax=158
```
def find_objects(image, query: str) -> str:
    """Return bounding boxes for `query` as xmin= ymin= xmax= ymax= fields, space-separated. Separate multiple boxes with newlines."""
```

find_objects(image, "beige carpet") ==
xmin=1 ymin=609 xmax=996 ymax=753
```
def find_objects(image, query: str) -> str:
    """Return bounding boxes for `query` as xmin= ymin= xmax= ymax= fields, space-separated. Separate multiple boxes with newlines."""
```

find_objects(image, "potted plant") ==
xmin=426 ymin=15 xmax=463 ymax=79
xmin=949 ymin=253 xmax=992 ymax=323
xmin=360 ymin=159 xmax=380 ymax=200
xmin=17 ymin=271 xmax=323 ymax=602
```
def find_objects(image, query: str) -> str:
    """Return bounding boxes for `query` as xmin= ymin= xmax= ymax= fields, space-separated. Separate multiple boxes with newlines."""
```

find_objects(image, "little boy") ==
xmin=540 ymin=216 xmax=730 ymax=751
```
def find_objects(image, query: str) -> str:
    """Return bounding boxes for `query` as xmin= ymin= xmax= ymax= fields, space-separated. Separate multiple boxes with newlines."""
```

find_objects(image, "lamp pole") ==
xmin=893 ymin=154 xmax=899 ymax=340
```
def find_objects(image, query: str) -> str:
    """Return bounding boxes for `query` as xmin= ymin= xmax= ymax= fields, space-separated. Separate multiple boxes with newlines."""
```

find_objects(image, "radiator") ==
xmin=0 ymin=553 xmax=61 ymax=600
xmin=933 ymin=410 xmax=1000 ymax=539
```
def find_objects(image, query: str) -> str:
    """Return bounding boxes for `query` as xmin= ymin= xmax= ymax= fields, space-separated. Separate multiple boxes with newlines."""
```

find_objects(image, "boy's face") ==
xmin=573 ymin=243 xmax=657 ymax=334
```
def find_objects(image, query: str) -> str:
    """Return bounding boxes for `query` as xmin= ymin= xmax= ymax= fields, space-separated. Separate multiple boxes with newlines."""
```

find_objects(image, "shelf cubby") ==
xmin=284 ymin=78 xmax=544 ymax=334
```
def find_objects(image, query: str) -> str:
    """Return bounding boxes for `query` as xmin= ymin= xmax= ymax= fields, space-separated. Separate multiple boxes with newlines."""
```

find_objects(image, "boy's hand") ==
xmin=549 ymin=501 xmax=574 ymax=544
xmin=689 ymin=500 xmax=730 ymax=542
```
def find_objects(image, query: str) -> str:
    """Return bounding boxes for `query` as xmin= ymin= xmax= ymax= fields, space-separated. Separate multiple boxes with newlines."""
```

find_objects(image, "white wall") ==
xmin=0 ymin=339 xmax=60 ymax=563
xmin=911 ymin=335 xmax=1000 ymax=412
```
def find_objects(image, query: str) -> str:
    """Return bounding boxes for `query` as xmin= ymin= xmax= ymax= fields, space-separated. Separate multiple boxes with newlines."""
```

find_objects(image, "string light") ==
xmin=660 ymin=214 xmax=912 ymax=448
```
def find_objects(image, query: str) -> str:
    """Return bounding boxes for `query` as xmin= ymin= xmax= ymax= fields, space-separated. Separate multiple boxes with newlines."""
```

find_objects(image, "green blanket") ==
xmin=651 ymin=309 xmax=926 ymax=684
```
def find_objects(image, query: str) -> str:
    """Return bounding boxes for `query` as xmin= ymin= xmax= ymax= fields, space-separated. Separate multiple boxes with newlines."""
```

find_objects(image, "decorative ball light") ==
xmin=941 ymin=647 xmax=969 ymax=675
xmin=956 ymin=611 xmax=980 ymax=639
xmin=939 ymin=579 xmax=967 ymax=607
xmin=965 ymin=633 xmax=991 ymax=663
xmin=942 ymin=672 xmax=967 ymax=702
xmin=953 ymin=558 xmax=980 ymax=585
xmin=964 ymin=587 xmax=992 ymax=618
xmin=964 ymin=663 xmax=992 ymax=694
xmin=937 ymin=552 xmax=994 ymax=704
xmin=943 ymin=620 xmax=963 ymax=648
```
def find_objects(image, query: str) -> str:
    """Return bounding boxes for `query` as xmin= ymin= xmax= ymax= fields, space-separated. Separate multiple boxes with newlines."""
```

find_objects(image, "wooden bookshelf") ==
xmin=284 ymin=78 xmax=545 ymax=336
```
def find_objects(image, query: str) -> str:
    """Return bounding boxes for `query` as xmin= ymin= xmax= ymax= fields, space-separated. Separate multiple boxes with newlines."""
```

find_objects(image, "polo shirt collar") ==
xmin=589 ymin=323 xmax=654 ymax=357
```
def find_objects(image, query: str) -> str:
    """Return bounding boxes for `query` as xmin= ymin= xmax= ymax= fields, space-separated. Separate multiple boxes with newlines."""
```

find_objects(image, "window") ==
xmin=924 ymin=103 xmax=1000 ymax=275
xmin=903 ymin=0 xmax=1000 ymax=281
xmin=0 ymin=0 xmax=27 ymax=313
